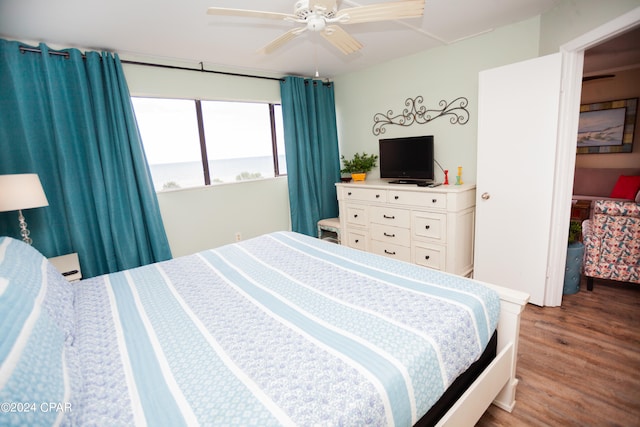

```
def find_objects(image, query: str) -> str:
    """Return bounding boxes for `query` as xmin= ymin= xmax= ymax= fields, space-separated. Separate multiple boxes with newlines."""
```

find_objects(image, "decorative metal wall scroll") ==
xmin=372 ymin=96 xmax=469 ymax=135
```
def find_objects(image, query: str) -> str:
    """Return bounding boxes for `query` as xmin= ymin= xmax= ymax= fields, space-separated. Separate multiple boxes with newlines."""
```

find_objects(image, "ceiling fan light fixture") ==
xmin=307 ymin=16 xmax=326 ymax=32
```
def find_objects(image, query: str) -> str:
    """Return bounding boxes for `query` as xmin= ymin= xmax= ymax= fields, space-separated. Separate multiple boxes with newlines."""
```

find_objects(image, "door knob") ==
xmin=481 ymin=192 xmax=491 ymax=200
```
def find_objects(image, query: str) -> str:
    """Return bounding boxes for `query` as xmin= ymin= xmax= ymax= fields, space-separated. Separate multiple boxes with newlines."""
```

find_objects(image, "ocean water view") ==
xmin=149 ymin=156 xmax=286 ymax=191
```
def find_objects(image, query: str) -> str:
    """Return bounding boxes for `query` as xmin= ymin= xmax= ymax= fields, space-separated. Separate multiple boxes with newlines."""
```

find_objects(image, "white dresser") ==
xmin=336 ymin=181 xmax=476 ymax=277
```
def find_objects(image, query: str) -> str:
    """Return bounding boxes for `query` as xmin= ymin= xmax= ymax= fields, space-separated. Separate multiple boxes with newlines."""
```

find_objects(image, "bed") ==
xmin=0 ymin=231 xmax=528 ymax=426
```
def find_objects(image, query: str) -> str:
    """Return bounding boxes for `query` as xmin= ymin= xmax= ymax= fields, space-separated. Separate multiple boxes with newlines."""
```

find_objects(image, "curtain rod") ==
xmin=20 ymin=46 xmax=77 ymax=58
xmin=121 ymin=59 xmax=285 ymax=83
xmin=18 ymin=45 xmax=331 ymax=86
xmin=122 ymin=59 xmax=331 ymax=86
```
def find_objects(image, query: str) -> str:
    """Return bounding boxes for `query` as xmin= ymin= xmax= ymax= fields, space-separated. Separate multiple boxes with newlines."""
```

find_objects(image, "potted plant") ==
xmin=340 ymin=152 xmax=378 ymax=182
xmin=568 ymin=220 xmax=582 ymax=245
xmin=563 ymin=220 xmax=584 ymax=295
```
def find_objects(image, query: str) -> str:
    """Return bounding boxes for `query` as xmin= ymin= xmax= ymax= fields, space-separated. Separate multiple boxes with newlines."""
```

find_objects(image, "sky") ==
xmin=132 ymin=97 xmax=283 ymax=164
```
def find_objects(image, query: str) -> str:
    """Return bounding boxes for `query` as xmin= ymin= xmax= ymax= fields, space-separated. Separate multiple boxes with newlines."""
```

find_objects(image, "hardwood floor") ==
xmin=476 ymin=278 xmax=640 ymax=427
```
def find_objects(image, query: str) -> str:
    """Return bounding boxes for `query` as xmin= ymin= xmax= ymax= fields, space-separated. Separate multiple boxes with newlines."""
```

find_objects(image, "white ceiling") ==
xmin=0 ymin=0 xmax=562 ymax=78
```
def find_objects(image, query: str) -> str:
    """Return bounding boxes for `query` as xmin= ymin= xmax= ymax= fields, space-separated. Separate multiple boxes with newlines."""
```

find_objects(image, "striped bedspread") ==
xmin=70 ymin=231 xmax=499 ymax=426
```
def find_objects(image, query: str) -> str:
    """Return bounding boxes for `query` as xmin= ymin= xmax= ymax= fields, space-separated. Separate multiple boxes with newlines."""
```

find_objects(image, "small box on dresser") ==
xmin=336 ymin=181 xmax=476 ymax=277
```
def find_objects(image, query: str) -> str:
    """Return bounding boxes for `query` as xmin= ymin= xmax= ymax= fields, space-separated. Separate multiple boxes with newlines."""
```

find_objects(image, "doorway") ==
xmin=547 ymin=7 xmax=640 ymax=306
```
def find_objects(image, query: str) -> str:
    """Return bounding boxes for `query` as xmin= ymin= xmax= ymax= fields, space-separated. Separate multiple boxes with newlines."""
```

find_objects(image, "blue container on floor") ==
xmin=563 ymin=242 xmax=584 ymax=294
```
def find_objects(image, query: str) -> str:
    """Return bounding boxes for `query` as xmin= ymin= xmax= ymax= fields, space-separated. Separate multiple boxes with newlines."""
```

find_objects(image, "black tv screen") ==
xmin=379 ymin=135 xmax=434 ymax=182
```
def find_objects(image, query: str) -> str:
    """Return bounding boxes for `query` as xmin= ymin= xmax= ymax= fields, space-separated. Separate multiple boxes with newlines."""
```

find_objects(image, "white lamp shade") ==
xmin=0 ymin=174 xmax=49 ymax=212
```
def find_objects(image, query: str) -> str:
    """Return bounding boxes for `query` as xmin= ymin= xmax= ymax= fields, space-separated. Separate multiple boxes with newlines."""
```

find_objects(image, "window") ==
xmin=131 ymin=97 xmax=286 ymax=191
xmin=274 ymin=104 xmax=287 ymax=176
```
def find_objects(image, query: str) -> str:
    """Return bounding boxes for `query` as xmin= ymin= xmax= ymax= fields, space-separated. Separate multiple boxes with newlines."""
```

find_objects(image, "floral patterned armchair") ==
xmin=582 ymin=200 xmax=640 ymax=291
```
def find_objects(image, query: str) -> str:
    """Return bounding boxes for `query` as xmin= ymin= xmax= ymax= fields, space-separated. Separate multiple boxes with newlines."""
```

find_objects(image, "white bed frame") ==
xmin=436 ymin=281 xmax=530 ymax=426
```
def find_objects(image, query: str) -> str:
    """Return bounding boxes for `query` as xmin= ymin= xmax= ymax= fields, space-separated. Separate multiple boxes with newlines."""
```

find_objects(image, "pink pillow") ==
xmin=610 ymin=175 xmax=640 ymax=200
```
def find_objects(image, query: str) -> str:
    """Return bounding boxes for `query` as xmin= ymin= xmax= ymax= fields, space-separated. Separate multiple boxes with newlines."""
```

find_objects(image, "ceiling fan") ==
xmin=207 ymin=0 xmax=425 ymax=55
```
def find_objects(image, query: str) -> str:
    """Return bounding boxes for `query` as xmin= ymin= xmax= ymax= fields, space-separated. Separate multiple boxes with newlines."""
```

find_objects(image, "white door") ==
xmin=474 ymin=53 xmax=562 ymax=306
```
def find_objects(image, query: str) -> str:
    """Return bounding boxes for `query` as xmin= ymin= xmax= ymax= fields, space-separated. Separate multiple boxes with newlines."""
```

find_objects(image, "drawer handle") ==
xmin=425 ymin=225 xmax=430 ymax=230
xmin=383 ymin=214 xmax=395 ymax=219
xmin=432 ymin=199 xmax=438 ymax=203
xmin=394 ymin=195 xmax=399 ymax=200
xmin=383 ymin=232 xmax=396 ymax=237
xmin=353 ymin=214 xmax=358 ymax=218
xmin=384 ymin=250 xmax=396 ymax=255
xmin=425 ymin=255 xmax=430 ymax=260
xmin=355 ymin=239 xmax=359 ymax=243
xmin=348 ymin=192 xmax=352 ymax=196
xmin=376 ymin=194 xmax=380 ymax=198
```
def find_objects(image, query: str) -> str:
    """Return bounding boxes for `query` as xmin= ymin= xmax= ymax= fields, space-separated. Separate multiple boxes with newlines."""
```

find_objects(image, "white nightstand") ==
xmin=49 ymin=253 xmax=82 ymax=282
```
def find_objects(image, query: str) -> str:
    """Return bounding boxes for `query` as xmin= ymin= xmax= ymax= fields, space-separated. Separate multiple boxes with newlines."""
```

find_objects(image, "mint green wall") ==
xmin=156 ymin=178 xmax=290 ymax=257
xmin=123 ymin=61 xmax=282 ymax=102
xmin=539 ymin=0 xmax=640 ymax=55
xmin=333 ymin=17 xmax=542 ymax=184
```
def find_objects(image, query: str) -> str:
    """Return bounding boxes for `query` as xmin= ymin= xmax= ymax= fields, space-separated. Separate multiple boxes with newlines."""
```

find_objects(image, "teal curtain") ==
xmin=280 ymin=76 xmax=341 ymax=236
xmin=0 ymin=40 xmax=171 ymax=277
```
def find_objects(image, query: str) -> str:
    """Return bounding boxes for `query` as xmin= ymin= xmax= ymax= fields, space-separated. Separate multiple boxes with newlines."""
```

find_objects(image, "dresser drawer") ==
xmin=413 ymin=243 xmax=445 ymax=271
xmin=370 ymin=206 xmax=410 ymax=227
xmin=389 ymin=190 xmax=446 ymax=209
xmin=342 ymin=187 xmax=387 ymax=203
xmin=412 ymin=212 xmax=447 ymax=242
xmin=345 ymin=205 xmax=368 ymax=226
xmin=370 ymin=224 xmax=410 ymax=246
xmin=346 ymin=230 xmax=367 ymax=250
xmin=371 ymin=241 xmax=411 ymax=262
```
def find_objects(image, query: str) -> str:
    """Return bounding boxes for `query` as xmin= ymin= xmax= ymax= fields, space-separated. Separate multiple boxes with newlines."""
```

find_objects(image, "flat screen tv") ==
xmin=379 ymin=135 xmax=434 ymax=183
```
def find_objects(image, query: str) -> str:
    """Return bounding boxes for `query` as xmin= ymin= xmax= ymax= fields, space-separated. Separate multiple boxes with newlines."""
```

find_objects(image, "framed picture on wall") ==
xmin=576 ymin=97 xmax=637 ymax=154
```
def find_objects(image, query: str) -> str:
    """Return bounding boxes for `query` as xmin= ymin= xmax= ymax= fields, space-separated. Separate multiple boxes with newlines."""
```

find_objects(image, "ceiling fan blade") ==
xmin=207 ymin=7 xmax=294 ymax=21
xmin=321 ymin=25 xmax=363 ymax=55
xmin=336 ymin=0 xmax=425 ymax=24
xmin=258 ymin=28 xmax=307 ymax=54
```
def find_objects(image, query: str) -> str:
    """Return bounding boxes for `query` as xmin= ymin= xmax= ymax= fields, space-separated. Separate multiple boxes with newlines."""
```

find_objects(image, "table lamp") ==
xmin=0 ymin=174 xmax=49 ymax=245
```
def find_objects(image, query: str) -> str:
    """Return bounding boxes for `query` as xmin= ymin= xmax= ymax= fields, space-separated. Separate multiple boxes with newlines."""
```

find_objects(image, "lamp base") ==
xmin=18 ymin=209 xmax=33 ymax=245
